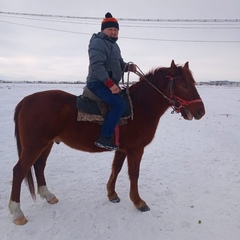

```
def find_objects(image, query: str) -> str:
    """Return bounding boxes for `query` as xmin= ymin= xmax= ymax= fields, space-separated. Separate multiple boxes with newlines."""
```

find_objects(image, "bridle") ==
xmin=124 ymin=64 xmax=202 ymax=114
xmin=165 ymin=75 xmax=203 ymax=113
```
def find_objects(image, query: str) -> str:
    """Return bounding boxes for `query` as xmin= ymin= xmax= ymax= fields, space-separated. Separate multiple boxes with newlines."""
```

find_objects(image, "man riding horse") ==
xmin=86 ymin=12 xmax=136 ymax=150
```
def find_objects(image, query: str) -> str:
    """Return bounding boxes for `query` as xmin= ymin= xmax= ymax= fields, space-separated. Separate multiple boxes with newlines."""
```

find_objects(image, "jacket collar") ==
xmin=95 ymin=32 xmax=118 ymax=43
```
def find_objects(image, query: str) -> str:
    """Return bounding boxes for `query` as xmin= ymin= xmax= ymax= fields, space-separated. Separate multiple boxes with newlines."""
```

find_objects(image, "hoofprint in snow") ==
xmin=0 ymin=83 xmax=239 ymax=240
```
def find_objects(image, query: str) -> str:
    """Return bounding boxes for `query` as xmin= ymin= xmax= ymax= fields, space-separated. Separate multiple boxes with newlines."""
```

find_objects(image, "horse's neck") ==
xmin=131 ymin=75 xmax=170 ymax=121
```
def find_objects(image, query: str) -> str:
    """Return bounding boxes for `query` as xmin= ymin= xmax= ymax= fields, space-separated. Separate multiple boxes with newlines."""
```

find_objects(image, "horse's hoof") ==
xmin=138 ymin=204 xmax=150 ymax=212
xmin=110 ymin=197 xmax=121 ymax=203
xmin=14 ymin=216 xmax=28 ymax=225
xmin=48 ymin=197 xmax=59 ymax=204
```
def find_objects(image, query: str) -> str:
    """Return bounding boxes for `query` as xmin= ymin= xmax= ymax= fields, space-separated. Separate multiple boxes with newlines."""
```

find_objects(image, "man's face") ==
xmin=103 ymin=28 xmax=119 ymax=38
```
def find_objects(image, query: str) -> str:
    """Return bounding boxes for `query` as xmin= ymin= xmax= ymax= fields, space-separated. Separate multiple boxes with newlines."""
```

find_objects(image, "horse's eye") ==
xmin=182 ymin=82 xmax=189 ymax=89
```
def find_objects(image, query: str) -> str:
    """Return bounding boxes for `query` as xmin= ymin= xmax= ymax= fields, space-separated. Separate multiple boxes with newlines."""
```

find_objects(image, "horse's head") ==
xmin=167 ymin=60 xmax=205 ymax=120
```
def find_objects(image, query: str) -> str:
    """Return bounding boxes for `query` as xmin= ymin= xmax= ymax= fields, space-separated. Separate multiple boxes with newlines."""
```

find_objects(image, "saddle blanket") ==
xmin=76 ymin=88 xmax=133 ymax=125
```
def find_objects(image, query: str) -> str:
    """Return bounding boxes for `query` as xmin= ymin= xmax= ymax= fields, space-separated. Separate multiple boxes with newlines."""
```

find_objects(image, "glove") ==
xmin=126 ymin=63 xmax=137 ymax=73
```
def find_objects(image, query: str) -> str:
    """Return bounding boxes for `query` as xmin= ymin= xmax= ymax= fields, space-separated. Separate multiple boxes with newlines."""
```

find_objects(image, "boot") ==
xmin=94 ymin=135 xmax=118 ymax=151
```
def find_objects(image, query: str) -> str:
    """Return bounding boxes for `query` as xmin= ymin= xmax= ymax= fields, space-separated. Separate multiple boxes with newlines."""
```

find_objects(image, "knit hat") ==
xmin=101 ymin=12 xmax=119 ymax=30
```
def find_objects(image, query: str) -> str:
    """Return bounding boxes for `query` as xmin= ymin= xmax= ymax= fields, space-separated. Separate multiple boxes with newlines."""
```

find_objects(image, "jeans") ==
xmin=87 ymin=81 xmax=126 ymax=138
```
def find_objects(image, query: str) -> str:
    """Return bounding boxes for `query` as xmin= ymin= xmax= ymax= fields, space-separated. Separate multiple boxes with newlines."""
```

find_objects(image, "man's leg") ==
xmin=87 ymin=81 xmax=125 ymax=150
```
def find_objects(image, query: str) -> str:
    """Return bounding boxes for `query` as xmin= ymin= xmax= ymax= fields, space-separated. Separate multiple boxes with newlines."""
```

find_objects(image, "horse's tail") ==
xmin=14 ymin=100 xmax=22 ymax=158
xmin=26 ymin=170 xmax=36 ymax=200
xmin=14 ymin=99 xmax=36 ymax=200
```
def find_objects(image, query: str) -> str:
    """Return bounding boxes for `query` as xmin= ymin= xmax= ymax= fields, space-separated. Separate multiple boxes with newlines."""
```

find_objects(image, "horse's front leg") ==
xmin=107 ymin=150 xmax=126 ymax=203
xmin=127 ymin=148 xmax=150 ymax=212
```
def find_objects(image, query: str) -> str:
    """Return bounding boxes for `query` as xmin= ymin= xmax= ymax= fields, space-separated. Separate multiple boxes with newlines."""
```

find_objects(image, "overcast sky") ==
xmin=0 ymin=0 xmax=240 ymax=82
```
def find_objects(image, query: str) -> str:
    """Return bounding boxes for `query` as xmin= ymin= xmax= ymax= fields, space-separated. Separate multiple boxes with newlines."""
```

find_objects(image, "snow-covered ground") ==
xmin=0 ymin=83 xmax=239 ymax=240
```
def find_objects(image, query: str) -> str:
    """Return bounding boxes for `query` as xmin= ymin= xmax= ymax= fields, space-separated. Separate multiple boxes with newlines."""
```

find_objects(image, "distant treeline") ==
xmin=1 ymin=80 xmax=240 ymax=86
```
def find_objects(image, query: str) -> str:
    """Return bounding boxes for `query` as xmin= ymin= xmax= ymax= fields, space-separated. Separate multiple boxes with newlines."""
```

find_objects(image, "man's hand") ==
xmin=105 ymin=79 xmax=120 ymax=94
xmin=127 ymin=63 xmax=137 ymax=73
xmin=110 ymin=84 xmax=120 ymax=94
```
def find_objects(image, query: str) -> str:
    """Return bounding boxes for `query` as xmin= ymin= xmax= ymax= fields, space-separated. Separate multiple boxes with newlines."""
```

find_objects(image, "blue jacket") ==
xmin=86 ymin=32 xmax=126 ymax=85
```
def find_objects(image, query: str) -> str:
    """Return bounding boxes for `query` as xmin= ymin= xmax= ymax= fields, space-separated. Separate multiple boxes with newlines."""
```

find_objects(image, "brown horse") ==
xmin=9 ymin=60 xmax=205 ymax=225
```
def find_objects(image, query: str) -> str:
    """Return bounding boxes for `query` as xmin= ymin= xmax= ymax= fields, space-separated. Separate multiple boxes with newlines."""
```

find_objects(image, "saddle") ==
xmin=76 ymin=87 xmax=133 ymax=125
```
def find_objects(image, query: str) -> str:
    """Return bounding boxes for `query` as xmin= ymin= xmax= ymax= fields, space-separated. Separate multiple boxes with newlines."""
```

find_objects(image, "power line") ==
xmin=1 ymin=19 xmax=239 ymax=43
xmin=1 ymin=15 xmax=239 ymax=29
xmin=0 ymin=20 xmax=91 ymax=35
xmin=0 ymin=11 xmax=240 ymax=23
xmin=1 ymin=14 xmax=240 ymax=26
xmin=121 ymin=36 xmax=240 ymax=43
xmin=0 ymin=12 xmax=239 ymax=43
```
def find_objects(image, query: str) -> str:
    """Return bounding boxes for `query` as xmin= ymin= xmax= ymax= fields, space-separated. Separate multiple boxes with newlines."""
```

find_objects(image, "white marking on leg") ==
xmin=38 ymin=185 xmax=56 ymax=202
xmin=9 ymin=201 xmax=24 ymax=221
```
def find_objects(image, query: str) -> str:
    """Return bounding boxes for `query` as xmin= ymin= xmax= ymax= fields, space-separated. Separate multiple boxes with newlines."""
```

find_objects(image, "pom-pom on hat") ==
xmin=101 ymin=12 xmax=119 ymax=30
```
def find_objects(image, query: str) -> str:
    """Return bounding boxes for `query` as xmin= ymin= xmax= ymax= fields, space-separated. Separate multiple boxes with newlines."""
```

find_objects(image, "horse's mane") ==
xmin=139 ymin=64 xmax=195 ymax=84
xmin=128 ymin=67 xmax=169 ymax=104
xmin=129 ymin=64 xmax=196 ymax=104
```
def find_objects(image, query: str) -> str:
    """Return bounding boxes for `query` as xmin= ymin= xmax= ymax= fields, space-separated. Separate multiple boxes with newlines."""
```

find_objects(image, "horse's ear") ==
xmin=171 ymin=60 xmax=175 ymax=68
xmin=183 ymin=62 xmax=189 ymax=69
xmin=170 ymin=60 xmax=177 ymax=75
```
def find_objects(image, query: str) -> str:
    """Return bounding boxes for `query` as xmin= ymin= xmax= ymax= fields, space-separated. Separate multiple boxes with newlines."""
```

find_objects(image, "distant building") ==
xmin=210 ymin=80 xmax=229 ymax=85
xmin=197 ymin=81 xmax=240 ymax=86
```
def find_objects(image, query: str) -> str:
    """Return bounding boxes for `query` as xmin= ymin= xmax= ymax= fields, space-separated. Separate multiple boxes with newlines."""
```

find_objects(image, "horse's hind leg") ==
xmin=9 ymin=149 xmax=42 ymax=225
xmin=34 ymin=142 xmax=58 ymax=204
xmin=107 ymin=150 xmax=126 ymax=203
xmin=9 ymin=160 xmax=28 ymax=225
